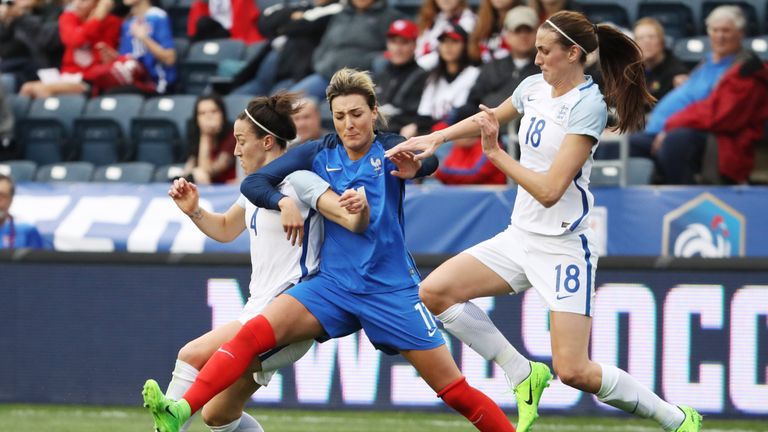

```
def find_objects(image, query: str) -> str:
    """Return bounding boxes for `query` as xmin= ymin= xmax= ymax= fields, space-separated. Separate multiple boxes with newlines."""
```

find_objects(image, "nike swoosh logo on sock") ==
xmin=216 ymin=348 xmax=235 ymax=359
xmin=472 ymin=414 xmax=484 ymax=424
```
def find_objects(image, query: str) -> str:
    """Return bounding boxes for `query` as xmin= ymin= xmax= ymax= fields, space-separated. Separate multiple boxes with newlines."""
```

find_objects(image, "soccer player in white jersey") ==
xmin=160 ymin=93 xmax=370 ymax=432
xmin=387 ymin=10 xmax=702 ymax=432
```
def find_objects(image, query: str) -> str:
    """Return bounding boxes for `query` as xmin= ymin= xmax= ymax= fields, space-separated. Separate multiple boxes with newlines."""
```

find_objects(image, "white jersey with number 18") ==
xmin=510 ymin=73 xmax=607 ymax=236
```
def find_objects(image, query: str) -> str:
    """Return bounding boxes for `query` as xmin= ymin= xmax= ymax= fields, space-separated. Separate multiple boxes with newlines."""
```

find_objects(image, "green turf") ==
xmin=0 ymin=405 xmax=764 ymax=432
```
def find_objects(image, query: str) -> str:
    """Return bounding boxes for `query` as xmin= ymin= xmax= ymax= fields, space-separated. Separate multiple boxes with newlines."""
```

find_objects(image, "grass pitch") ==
xmin=0 ymin=404 xmax=765 ymax=432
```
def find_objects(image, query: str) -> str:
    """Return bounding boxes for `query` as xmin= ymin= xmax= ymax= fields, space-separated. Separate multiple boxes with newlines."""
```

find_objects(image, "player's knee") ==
xmin=201 ymin=405 xmax=241 ymax=427
xmin=419 ymin=279 xmax=454 ymax=314
xmin=553 ymin=362 xmax=589 ymax=390
xmin=177 ymin=340 xmax=211 ymax=370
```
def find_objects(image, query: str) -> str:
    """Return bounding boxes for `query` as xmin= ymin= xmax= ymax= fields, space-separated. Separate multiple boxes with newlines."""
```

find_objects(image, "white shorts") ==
xmin=238 ymin=294 xmax=314 ymax=386
xmin=464 ymin=224 xmax=599 ymax=316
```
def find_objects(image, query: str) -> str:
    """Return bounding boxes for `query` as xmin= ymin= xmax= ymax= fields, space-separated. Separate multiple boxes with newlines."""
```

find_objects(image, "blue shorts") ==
xmin=285 ymin=274 xmax=445 ymax=355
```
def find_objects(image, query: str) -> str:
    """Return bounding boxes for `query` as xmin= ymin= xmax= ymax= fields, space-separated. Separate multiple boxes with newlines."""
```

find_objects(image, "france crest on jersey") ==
xmin=510 ymin=74 xmax=607 ymax=236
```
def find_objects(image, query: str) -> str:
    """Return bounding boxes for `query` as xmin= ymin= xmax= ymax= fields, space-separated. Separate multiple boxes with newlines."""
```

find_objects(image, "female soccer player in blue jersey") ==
xmin=142 ymin=68 xmax=517 ymax=432
xmin=386 ymin=10 xmax=702 ymax=432
xmin=155 ymin=93 xmax=371 ymax=432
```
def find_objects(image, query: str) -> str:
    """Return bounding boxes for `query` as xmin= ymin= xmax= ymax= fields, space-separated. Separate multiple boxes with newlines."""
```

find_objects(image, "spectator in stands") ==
xmin=289 ymin=97 xmax=325 ymax=148
xmin=0 ymin=173 xmax=44 ymax=249
xmin=455 ymin=5 xmax=539 ymax=122
xmin=634 ymin=17 xmax=688 ymax=101
xmin=94 ymin=0 xmax=176 ymax=94
xmin=19 ymin=0 xmax=121 ymax=98
xmin=0 ymin=0 xmax=45 ymax=83
xmin=187 ymin=0 xmax=264 ymax=43
xmin=415 ymin=0 xmax=476 ymax=71
xmin=630 ymin=5 xmax=746 ymax=183
xmin=413 ymin=22 xmax=479 ymax=133
xmin=288 ymin=0 xmax=403 ymax=101
xmin=528 ymin=0 xmax=578 ymax=22
xmin=182 ymin=95 xmax=236 ymax=185
xmin=375 ymin=19 xmax=428 ymax=138
xmin=468 ymin=0 xmax=522 ymax=63
xmin=434 ymin=134 xmax=507 ymax=185
xmin=0 ymin=84 xmax=12 ymax=155
xmin=230 ymin=0 xmax=342 ymax=96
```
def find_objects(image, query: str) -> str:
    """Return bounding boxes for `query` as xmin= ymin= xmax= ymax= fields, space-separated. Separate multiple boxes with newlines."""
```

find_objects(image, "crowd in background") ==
xmin=1 ymin=0 xmax=767 ymax=189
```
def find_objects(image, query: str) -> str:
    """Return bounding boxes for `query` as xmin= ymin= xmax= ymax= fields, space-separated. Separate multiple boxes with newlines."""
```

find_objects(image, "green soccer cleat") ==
xmin=674 ymin=405 xmax=703 ymax=432
xmin=512 ymin=362 xmax=552 ymax=432
xmin=142 ymin=379 xmax=191 ymax=432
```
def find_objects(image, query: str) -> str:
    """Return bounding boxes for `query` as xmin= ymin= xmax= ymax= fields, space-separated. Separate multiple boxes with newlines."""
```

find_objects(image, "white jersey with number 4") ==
xmin=236 ymin=177 xmax=323 ymax=312
xmin=510 ymin=73 xmax=607 ymax=236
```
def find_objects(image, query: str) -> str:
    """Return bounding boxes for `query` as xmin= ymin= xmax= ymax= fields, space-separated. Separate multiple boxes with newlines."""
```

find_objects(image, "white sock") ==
xmin=437 ymin=302 xmax=531 ymax=386
xmin=597 ymin=363 xmax=684 ymax=431
xmin=209 ymin=413 xmax=265 ymax=432
xmin=166 ymin=359 xmax=200 ymax=432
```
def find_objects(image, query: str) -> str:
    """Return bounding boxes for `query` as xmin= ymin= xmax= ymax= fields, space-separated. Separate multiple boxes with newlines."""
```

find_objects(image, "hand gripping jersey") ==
xmin=510 ymin=74 xmax=607 ymax=235
xmin=236 ymin=176 xmax=322 ymax=307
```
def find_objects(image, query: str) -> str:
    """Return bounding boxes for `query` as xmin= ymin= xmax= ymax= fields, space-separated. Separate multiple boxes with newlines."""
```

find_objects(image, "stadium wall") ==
xmin=0 ymin=252 xmax=766 ymax=419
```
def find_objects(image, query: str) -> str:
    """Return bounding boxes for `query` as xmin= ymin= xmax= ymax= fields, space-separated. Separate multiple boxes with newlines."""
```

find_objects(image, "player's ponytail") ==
xmin=237 ymin=92 xmax=301 ymax=149
xmin=544 ymin=11 xmax=655 ymax=133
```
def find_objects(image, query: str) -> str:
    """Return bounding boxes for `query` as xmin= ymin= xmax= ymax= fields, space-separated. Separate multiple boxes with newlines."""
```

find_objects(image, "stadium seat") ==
xmin=169 ymin=0 xmax=193 ymax=43
xmin=92 ymin=162 xmax=156 ymax=183
xmin=35 ymin=161 xmax=94 ymax=182
xmin=627 ymin=157 xmax=655 ymax=185
xmin=701 ymin=1 xmax=763 ymax=36
xmin=638 ymin=1 xmax=697 ymax=40
xmin=243 ymin=41 xmax=268 ymax=62
xmin=74 ymin=95 xmax=144 ymax=165
xmin=744 ymin=36 xmax=768 ymax=60
xmin=132 ymin=95 xmax=196 ymax=165
xmin=153 ymin=163 xmax=186 ymax=182
xmin=224 ymin=94 xmax=253 ymax=123
xmin=673 ymin=36 xmax=711 ymax=68
xmin=9 ymin=93 xmax=30 ymax=122
xmin=173 ymin=37 xmax=191 ymax=61
xmin=577 ymin=2 xmax=632 ymax=28
xmin=17 ymin=95 xmax=86 ymax=164
xmin=181 ymin=39 xmax=246 ymax=93
xmin=0 ymin=160 xmax=37 ymax=182
xmin=1 ymin=73 xmax=16 ymax=93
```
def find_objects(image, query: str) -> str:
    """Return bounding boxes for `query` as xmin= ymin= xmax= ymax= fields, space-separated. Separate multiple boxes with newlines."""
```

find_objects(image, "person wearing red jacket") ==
xmin=435 ymin=136 xmax=507 ymax=185
xmin=19 ymin=0 xmax=121 ymax=98
xmin=187 ymin=0 xmax=263 ymax=43
xmin=658 ymin=52 xmax=768 ymax=184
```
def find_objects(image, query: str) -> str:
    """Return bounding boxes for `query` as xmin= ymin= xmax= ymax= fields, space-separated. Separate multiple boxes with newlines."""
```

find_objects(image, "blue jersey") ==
xmin=119 ymin=7 xmax=177 ymax=91
xmin=241 ymin=132 xmax=438 ymax=294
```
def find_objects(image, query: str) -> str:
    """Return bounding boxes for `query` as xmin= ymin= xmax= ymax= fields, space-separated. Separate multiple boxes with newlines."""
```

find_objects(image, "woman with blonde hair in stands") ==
xmin=415 ymin=0 xmax=476 ymax=70
xmin=634 ymin=17 xmax=689 ymax=101
xmin=388 ymin=10 xmax=702 ymax=432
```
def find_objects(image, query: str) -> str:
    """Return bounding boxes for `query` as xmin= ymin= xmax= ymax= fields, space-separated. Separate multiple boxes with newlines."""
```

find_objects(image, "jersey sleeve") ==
xmin=566 ymin=93 xmax=608 ymax=142
xmin=510 ymin=74 xmax=539 ymax=113
xmin=150 ymin=13 xmax=175 ymax=49
xmin=236 ymin=194 xmax=246 ymax=208
xmin=240 ymin=140 xmax=323 ymax=210
xmin=285 ymin=170 xmax=331 ymax=210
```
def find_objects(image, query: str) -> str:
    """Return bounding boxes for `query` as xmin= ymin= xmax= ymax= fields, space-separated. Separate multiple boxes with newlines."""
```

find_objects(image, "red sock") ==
xmin=182 ymin=315 xmax=276 ymax=413
xmin=438 ymin=377 xmax=516 ymax=432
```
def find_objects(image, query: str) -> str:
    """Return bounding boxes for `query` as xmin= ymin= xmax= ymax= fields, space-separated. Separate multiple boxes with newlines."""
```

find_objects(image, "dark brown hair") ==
xmin=417 ymin=0 xmax=469 ymax=32
xmin=544 ymin=11 xmax=655 ymax=133
xmin=236 ymin=92 xmax=300 ymax=149
xmin=469 ymin=0 xmax=522 ymax=61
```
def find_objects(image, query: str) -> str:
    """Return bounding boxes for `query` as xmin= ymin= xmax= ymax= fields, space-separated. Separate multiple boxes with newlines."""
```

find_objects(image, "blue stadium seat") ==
xmin=92 ymin=162 xmax=156 ymax=183
xmin=132 ymin=95 xmax=196 ymax=165
xmin=9 ymin=93 xmax=30 ymax=121
xmin=638 ymin=1 xmax=697 ymax=40
xmin=35 ymin=162 xmax=94 ymax=182
xmin=74 ymin=95 xmax=144 ymax=165
xmin=673 ymin=36 xmax=711 ymax=68
xmin=224 ymin=94 xmax=253 ymax=123
xmin=577 ymin=2 xmax=632 ymax=28
xmin=0 ymin=160 xmax=37 ymax=182
xmin=182 ymin=39 xmax=246 ymax=94
xmin=173 ymin=37 xmax=191 ymax=61
xmin=701 ymin=1 xmax=763 ymax=36
xmin=18 ymin=95 xmax=86 ymax=165
xmin=153 ymin=163 xmax=186 ymax=182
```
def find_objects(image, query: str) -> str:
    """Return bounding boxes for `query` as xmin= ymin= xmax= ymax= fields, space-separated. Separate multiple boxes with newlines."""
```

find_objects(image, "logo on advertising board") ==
xmin=662 ymin=192 xmax=745 ymax=257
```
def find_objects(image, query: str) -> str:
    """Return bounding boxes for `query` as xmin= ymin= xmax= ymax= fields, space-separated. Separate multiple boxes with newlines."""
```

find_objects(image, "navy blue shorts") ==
xmin=285 ymin=274 xmax=444 ymax=355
